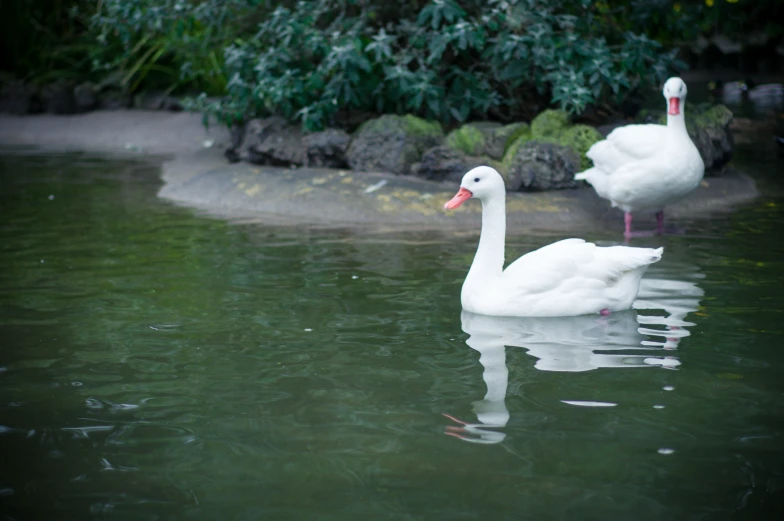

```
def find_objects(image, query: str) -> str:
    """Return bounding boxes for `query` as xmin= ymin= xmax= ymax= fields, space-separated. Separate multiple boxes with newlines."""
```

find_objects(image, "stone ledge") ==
xmin=0 ymin=110 xmax=761 ymax=234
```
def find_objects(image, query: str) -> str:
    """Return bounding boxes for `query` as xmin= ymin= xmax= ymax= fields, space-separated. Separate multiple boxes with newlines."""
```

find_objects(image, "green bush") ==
xmin=185 ymin=0 xmax=687 ymax=129
xmin=0 ymin=1 xmax=97 ymax=84
xmin=4 ymin=1 xmax=781 ymax=130
xmin=88 ymin=0 xmax=260 ymax=95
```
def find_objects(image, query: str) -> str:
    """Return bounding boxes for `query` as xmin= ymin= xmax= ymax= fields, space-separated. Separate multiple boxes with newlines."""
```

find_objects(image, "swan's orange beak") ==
xmin=668 ymin=97 xmax=680 ymax=116
xmin=444 ymin=187 xmax=473 ymax=210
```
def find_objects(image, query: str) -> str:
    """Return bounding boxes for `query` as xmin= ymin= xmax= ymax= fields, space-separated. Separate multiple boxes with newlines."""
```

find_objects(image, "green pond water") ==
xmin=1 ymin=152 xmax=783 ymax=520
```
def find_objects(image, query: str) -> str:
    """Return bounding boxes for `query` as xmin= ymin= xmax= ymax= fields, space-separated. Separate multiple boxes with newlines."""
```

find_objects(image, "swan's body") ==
xmin=575 ymin=77 xmax=705 ymax=237
xmin=444 ymin=167 xmax=662 ymax=317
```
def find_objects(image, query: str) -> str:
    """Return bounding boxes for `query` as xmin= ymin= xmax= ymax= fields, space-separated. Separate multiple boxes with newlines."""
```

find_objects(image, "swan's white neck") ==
xmin=467 ymin=193 xmax=506 ymax=283
xmin=666 ymin=100 xmax=688 ymax=136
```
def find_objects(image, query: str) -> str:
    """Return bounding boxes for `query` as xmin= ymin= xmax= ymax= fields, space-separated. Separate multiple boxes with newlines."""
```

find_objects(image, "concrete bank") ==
xmin=0 ymin=110 xmax=761 ymax=233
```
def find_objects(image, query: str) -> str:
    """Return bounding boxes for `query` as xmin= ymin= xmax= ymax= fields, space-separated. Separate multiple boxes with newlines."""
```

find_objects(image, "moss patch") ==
xmin=502 ymin=113 xmax=600 ymax=173
xmin=501 ymin=131 xmax=535 ymax=174
xmin=402 ymin=114 xmax=444 ymax=138
xmin=502 ymin=123 xmax=531 ymax=156
xmin=356 ymin=114 xmax=443 ymax=139
xmin=531 ymin=109 xmax=570 ymax=139
xmin=446 ymin=124 xmax=486 ymax=156
xmin=558 ymin=124 xmax=603 ymax=170
xmin=692 ymin=104 xmax=733 ymax=128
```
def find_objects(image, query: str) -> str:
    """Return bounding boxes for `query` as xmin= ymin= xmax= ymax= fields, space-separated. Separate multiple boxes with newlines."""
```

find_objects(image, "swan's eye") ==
xmin=474 ymin=177 xmax=480 ymax=183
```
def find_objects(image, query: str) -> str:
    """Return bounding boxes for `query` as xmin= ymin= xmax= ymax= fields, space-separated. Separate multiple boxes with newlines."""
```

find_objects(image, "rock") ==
xmin=691 ymin=104 xmax=734 ymax=174
xmin=637 ymin=103 xmax=734 ymax=175
xmin=133 ymin=91 xmax=183 ymax=111
xmin=500 ymin=113 xmax=600 ymax=173
xmin=446 ymin=121 xmax=531 ymax=161
xmin=74 ymin=82 xmax=98 ymax=112
xmin=503 ymin=141 xmax=581 ymax=191
xmin=487 ymin=123 xmax=529 ymax=160
xmin=558 ymin=124 xmax=603 ymax=170
xmin=346 ymin=114 xmax=443 ymax=175
xmin=240 ymin=116 xmax=306 ymax=166
xmin=446 ymin=125 xmax=487 ymax=156
xmin=0 ymin=79 xmax=37 ymax=114
xmin=41 ymin=81 xmax=77 ymax=114
xmin=530 ymin=109 xmax=570 ymax=139
xmin=411 ymin=146 xmax=488 ymax=182
xmin=302 ymin=129 xmax=351 ymax=168
xmin=224 ymin=123 xmax=245 ymax=163
xmin=97 ymin=89 xmax=132 ymax=110
xmin=596 ymin=121 xmax=627 ymax=138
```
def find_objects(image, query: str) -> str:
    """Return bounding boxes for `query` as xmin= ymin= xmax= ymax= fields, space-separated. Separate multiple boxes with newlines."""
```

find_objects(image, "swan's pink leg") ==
xmin=600 ymin=308 xmax=611 ymax=316
xmin=656 ymin=211 xmax=664 ymax=235
xmin=624 ymin=212 xmax=633 ymax=239
xmin=624 ymin=211 xmax=655 ymax=239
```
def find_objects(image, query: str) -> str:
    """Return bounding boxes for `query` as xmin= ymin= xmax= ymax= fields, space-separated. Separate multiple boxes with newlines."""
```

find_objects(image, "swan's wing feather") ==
xmin=503 ymin=239 xmax=592 ymax=294
xmin=605 ymin=124 xmax=667 ymax=159
xmin=503 ymin=240 xmax=662 ymax=296
xmin=584 ymin=124 xmax=667 ymax=173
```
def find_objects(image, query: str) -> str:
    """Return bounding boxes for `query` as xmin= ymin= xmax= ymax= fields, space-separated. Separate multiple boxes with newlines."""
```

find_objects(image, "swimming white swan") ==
xmin=444 ymin=166 xmax=662 ymax=317
xmin=574 ymin=77 xmax=705 ymax=238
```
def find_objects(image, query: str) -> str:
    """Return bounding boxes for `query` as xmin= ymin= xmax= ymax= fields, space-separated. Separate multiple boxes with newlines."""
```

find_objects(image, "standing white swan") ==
xmin=444 ymin=166 xmax=662 ymax=317
xmin=574 ymin=77 xmax=704 ymax=238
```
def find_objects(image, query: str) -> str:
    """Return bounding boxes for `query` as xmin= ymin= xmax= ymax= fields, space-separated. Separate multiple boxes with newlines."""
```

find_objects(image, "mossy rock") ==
xmin=503 ymin=141 xmax=581 ymax=192
xmin=347 ymin=114 xmax=444 ymax=175
xmin=357 ymin=114 xmax=443 ymax=138
xmin=558 ymin=124 xmax=603 ymax=170
xmin=500 ymin=116 xmax=597 ymax=183
xmin=403 ymin=114 xmax=444 ymax=137
xmin=412 ymin=145 xmax=500 ymax=182
xmin=692 ymin=103 xmax=733 ymax=129
xmin=531 ymin=109 xmax=570 ymax=139
xmin=499 ymin=123 xmax=531 ymax=158
xmin=446 ymin=124 xmax=487 ymax=156
xmin=501 ymin=130 xmax=535 ymax=173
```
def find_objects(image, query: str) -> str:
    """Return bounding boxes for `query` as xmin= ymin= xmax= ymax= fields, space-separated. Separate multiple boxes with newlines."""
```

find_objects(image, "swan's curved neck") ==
xmin=666 ymin=102 xmax=688 ymax=135
xmin=468 ymin=194 xmax=506 ymax=280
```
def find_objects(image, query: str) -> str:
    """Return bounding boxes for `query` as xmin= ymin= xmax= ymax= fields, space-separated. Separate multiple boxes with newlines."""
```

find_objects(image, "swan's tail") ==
xmin=604 ymin=246 xmax=663 ymax=273
xmin=626 ymin=246 xmax=664 ymax=268
xmin=575 ymin=167 xmax=614 ymax=203
xmin=574 ymin=167 xmax=593 ymax=181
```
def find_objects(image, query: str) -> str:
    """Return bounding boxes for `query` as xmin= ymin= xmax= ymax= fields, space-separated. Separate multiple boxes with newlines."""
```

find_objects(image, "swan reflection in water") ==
xmin=445 ymin=265 xmax=703 ymax=444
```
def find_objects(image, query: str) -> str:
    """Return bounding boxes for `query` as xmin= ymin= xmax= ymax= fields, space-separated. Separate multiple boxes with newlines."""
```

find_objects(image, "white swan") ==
xmin=444 ymin=166 xmax=662 ymax=317
xmin=574 ymin=77 xmax=705 ymax=238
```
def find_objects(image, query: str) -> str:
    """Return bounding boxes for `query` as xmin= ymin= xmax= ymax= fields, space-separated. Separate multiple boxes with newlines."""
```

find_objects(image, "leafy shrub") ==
xmin=185 ymin=0 xmax=686 ymax=130
xmin=88 ymin=0 xmax=262 ymax=95
xmin=0 ymin=1 xmax=98 ymax=84
xmin=5 ymin=1 xmax=781 ymax=128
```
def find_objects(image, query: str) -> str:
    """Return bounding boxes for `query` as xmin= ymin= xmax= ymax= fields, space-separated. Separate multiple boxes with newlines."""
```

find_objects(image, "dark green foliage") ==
xmin=0 ymin=1 xmax=97 ymax=83
xmin=89 ymin=0 xmax=262 ymax=95
xmin=188 ymin=0 xmax=690 ymax=130
xmin=5 ymin=1 xmax=780 ymax=131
